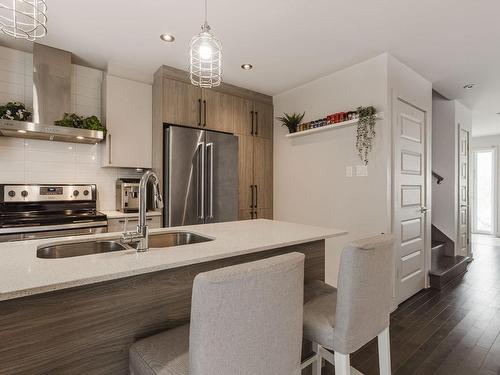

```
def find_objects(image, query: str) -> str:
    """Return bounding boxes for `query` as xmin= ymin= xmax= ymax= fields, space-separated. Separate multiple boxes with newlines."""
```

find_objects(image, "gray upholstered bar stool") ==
xmin=301 ymin=234 xmax=394 ymax=375
xmin=129 ymin=252 xmax=305 ymax=375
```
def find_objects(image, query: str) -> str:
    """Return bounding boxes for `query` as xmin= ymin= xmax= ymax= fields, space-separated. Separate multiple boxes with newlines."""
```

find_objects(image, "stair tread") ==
xmin=430 ymin=255 xmax=468 ymax=276
xmin=431 ymin=240 xmax=445 ymax=248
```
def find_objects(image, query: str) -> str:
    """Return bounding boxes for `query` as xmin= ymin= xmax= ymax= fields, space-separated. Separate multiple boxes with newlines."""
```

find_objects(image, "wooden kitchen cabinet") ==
xmin=253 ymin=101 xmax=274 ymax=139
xmin=162 ymin=78 xmax=201 ymax=127
xmin=203 ymin=89 xmax=234 ymax=133
xmin=238 ymin=134 xmax=254 ymax=211
xmin=152 ymin=65 xmax=274 ymax=220
xmin=101 ymin=75 xmax=152 ymax=168
xmin=233 ymin=96 xmax=254 ymax=136
xmin=253 ymin=137 xmax=273 ymax=211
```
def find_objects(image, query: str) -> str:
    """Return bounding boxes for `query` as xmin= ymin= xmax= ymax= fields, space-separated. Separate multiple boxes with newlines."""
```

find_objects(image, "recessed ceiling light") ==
xmin=241 ymin=64 xmax=253 ymax=70
xmin=463 ymin=83 xmax=475 ymax=89
xmin=160 ymin=33 xmax=175 ymax=42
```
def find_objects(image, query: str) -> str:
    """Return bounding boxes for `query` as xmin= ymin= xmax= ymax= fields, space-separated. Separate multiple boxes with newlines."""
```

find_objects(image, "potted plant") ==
xmin=0 ymin=102 xmax=32 ymax=121
xmin=355 ymin=106 xmax=377 ymax=165
xmin=276 ymin=112 xmax=305 ymax=134
xmin=54 ymin=113 xmax=106 ymax=133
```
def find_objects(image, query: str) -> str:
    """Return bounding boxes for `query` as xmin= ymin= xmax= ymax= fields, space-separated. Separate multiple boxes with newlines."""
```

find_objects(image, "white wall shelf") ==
xmin=285 ymin=112 xmax=384 ymax=138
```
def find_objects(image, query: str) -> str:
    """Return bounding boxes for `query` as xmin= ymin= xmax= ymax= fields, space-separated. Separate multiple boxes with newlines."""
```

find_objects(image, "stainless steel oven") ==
xmin=0 ymin=184 xmax=107 ymax=243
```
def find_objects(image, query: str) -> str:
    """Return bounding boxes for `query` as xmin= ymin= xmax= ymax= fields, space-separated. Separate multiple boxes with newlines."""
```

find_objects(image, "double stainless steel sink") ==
xmin=37 ymin=232 xmax=213 ymax=259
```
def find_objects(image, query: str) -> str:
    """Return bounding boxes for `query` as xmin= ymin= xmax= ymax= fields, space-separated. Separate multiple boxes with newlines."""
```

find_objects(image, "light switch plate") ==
xmin=345 ymin=166 xmax=353 ymax=177
xmin=356 ymin=165 xmax=368 ymax=176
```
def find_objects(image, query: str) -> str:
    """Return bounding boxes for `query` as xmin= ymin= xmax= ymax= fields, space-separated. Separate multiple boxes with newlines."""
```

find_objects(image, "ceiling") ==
xmin=2 ymin=0 xmax=500 ymax=136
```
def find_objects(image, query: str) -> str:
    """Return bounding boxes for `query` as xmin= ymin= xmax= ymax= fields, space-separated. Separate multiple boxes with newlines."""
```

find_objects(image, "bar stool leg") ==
xmin=312 ymin=342 xmax=322 ymax=375
xmin=334 ymin=352 xmax=350 ymax=375
xmin=377 ymin=327 xmax=391 ymax=375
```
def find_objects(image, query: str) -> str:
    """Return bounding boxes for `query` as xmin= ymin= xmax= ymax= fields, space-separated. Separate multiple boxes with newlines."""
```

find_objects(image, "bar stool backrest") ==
xmin=334 ymin=234 xmax=394 ymax=354
xmin=189 ymin=252 xmax=305 ymax=375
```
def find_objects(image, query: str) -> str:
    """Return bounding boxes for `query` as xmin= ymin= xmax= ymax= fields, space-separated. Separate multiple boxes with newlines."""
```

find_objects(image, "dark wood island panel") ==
xmin=0 ymin=240 xmax=324 ymax=375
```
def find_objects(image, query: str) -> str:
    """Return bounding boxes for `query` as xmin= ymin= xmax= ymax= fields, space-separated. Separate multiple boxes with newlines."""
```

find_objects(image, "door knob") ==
xmin=420 ymin=206 xmax=429 ymax=213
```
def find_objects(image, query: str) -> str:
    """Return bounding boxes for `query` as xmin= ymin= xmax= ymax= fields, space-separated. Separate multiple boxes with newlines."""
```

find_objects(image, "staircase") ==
xmin=429 ymin=240 xmax=469 ymax=289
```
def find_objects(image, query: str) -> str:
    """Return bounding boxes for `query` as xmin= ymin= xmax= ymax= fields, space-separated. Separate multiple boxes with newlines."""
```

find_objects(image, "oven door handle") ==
xmin=0 ymin=221 xmax=108 ymax=235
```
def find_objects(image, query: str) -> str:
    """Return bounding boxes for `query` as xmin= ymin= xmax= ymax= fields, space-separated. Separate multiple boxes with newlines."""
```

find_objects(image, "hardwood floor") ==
xmin=323 ymin=234 xmax=500 ymax=375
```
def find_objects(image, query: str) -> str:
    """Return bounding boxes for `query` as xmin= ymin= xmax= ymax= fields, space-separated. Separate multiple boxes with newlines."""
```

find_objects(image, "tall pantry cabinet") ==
xmin=152 ymin=65 xmax=273 ymax=221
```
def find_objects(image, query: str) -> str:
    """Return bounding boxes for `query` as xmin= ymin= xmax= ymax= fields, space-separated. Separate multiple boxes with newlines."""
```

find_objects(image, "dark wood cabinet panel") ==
xmin=233 ymin=96 xmax=254 ymax=136
xmin=238 ymin=135 xmax=254 ymax=211
xmin=254 ymin=101 xmax=274 ymax=139
xmin=202 ymin=89 xmax=234 ymax=133
xmin=162 ymin=78 xmax=201 ymax=127
xmin=253 ymin=137 xmax=273 ymax=210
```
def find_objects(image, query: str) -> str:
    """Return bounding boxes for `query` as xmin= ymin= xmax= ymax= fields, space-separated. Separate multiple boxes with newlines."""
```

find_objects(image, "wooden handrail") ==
xmin=432 ymin=171 xmax=444 ymax=184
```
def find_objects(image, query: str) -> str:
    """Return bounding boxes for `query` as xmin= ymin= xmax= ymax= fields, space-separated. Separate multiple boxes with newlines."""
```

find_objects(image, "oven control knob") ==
xmin=21 ymin=190 xmax=28 ymax=197
xmin=8 ymin=190 xmax=15 ymax=197
xmin=83 ymin=190 xmax=90 ymax=196
xmin=73 ymin=190 xmax=79 ymax=197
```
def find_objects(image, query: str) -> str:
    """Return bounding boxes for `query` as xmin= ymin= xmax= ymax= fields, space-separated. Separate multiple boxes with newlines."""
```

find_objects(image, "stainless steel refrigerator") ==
xmin=163 ymin=125 xmax=238 ymax=227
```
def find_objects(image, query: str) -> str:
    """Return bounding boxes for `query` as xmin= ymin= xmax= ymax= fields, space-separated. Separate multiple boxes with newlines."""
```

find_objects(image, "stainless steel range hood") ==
xmin=0 ymin=44 xmax=104 ymax=144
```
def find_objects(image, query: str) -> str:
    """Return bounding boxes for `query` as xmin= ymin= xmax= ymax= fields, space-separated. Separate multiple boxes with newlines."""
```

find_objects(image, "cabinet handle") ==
xmin=203 ymin=100 xmax=207 ymax=127
xmin=198 ymin=99 xmax=202 ymax=127
xmin=254 ymin=210 xmax=258 ymax=219
xmin=250 ymin=111 xmax=254 ymax=135
xmin=255 ymin=184 xmax=258 ymax=208
xmin=250 ymin=185 xmax=254 ymax=208
xmin=255 ymin=111 xmax=259 ymax=135
xmin=108 ymin=133 xmax=112 ymax=165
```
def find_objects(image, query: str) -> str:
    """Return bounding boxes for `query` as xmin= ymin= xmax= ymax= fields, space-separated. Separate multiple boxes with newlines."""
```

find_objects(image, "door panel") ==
xmin=234 ymin=96 xmax=254 ymax=136
xmin=162 ymin=78 xmax=201 ymax=127
xmin=165 ymin=126 xmax=205 ymax=227
xmin=458 ymin=128 xmax=470 ymax=256
xmin=394 ymin=99 xmax=427 ymax=304
xmin=238 ymin=135 xmax=254 ymax=210
xmin=204 ymin=131 xmax=238 ymax=223
xmin=253 ymin=137 xmax=273 ymax=210
xmin=202 ymin=89 xmax=234 ymax=133
xmin=253 ymin=101 xmax=274 ymax=139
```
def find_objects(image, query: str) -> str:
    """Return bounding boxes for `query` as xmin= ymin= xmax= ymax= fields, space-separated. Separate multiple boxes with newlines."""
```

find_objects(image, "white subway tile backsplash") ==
xmin=0 ymin=46 xmax=141 ymax=211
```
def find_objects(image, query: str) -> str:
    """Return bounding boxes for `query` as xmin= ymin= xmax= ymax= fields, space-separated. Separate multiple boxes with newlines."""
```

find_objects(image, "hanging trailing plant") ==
xmin=355 ymin=106 xmax=377 ymax=165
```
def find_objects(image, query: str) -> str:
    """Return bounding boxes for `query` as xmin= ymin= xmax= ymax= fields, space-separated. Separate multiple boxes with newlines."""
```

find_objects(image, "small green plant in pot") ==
xmin=276 ymin=112 xmax=305 ymax=134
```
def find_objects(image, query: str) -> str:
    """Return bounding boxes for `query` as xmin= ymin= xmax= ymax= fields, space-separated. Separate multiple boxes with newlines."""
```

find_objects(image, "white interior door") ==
xmin=393 ymin=98 xmax=429 ymax=304
xmin=458 ymin=128 xmax=471 ymax=256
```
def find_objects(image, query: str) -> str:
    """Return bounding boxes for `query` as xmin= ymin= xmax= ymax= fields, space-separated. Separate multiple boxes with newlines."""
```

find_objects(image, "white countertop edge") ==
xmin=0 ymin=220 xmax=347 ymax=301
xmin=101 ymin=210 xmax=162 ymax=219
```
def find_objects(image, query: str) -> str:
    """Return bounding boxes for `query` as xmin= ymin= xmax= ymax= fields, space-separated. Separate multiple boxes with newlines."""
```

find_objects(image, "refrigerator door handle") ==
xmin=206 ymin=142 xmax=214 ymax=219
xmin=198 ymin=141 xmax=205 ymax=220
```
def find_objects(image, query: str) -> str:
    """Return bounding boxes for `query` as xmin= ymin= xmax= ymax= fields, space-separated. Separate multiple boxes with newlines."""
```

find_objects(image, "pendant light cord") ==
xmin=204 ymin=0 xmax=208 ymax=24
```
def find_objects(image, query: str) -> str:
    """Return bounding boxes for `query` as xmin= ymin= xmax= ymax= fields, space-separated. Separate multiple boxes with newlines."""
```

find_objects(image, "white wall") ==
xmin=0 ymin=45 xmax=142 ymax=210
xmin=432 ymin=94 xmax=472 ymax=247
xmin=273 ymin=54 xmax=391 ymax=286
xmin=471 ymin=135 xmax=500 ymax=236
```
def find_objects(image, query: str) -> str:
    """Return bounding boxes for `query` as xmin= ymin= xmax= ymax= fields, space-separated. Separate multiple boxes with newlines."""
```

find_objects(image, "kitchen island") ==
xmin=0 ymin=219 xmax=346 ymax=374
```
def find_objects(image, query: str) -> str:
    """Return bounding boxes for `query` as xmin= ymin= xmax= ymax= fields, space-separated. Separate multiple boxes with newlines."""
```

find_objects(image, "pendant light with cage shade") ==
xmin=0 ymin=0 xmax=47 ymax=41
xmin=189 ymin=0 xmax=222 ymax=88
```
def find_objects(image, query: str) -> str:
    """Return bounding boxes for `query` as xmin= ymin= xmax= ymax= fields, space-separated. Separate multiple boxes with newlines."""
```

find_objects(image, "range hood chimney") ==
xmin=33 ymin=44 xmax=72 ymax=126
xmin=0 ymin=44 xmax=104 ymax=144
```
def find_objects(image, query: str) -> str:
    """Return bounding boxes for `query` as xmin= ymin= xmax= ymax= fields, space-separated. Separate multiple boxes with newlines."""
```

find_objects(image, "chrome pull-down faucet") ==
xmin=121 ymin=170 xmax=163 ymax=252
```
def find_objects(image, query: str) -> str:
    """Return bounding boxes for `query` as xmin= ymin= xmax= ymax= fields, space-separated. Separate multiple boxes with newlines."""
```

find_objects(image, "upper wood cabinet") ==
xmin=254 ymin=101 xmax=274 ymax=139
xmin=162 ymin=78 xmax=201 ymax=128
xmin=203 ymin=89 xmax=234 ymax=133
xmin=233 ymin=96 xmax=253 ymax=136
xmin=101 ymin=75 xmax=152 ymax=168
xmin=162 ymin=77 xmax=234 ymax=133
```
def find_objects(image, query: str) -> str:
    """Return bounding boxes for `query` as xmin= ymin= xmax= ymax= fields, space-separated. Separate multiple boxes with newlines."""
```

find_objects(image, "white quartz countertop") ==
xmin=0 ymin=220 xmax=346 ymax=301
xmin=101 ymin=210 xmax=162 ymax=219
